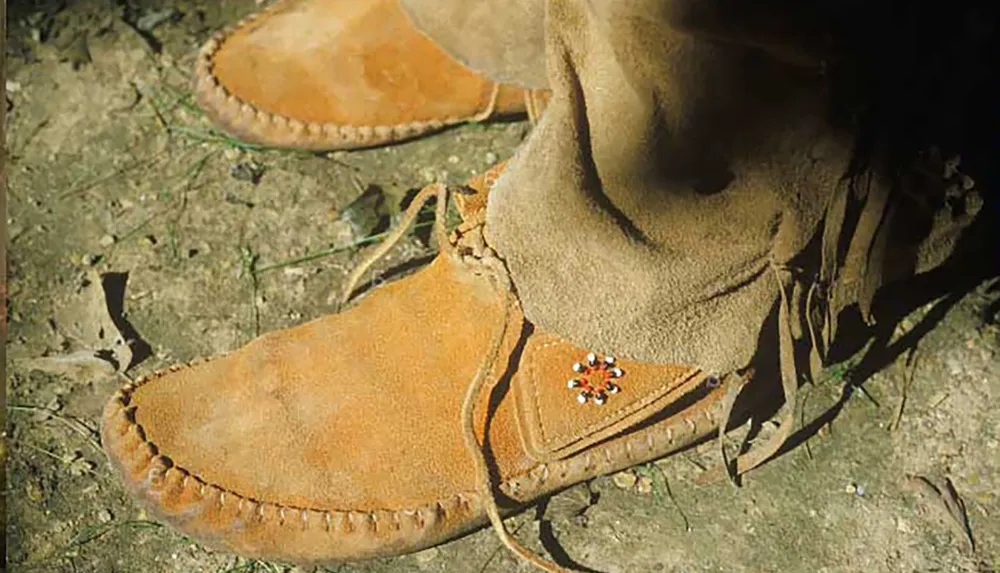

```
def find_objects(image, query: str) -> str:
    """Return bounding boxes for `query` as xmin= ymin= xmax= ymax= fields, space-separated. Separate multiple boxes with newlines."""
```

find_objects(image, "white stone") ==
xmin=612 ymin=471 xmax=638 ymax=490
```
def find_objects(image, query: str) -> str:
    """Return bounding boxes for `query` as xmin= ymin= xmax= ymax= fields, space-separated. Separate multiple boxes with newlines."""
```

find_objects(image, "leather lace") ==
xmin=341 ymin=183 xmax=575 ymax=572
xmin=702 ymin=262 xmax=802 ymax=486
xmin=338 ymin=176 xmax=866 ymax=568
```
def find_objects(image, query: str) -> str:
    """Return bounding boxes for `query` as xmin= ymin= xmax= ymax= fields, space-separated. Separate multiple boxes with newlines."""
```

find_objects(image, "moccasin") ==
xmin=101 ymin=169 xmax=740 ymax=569
xmin=193 ymin=0 xmax=549 ymax=150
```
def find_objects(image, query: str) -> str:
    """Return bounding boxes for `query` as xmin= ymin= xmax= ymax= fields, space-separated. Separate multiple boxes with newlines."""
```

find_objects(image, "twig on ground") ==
xmin=890 ymin=348 xmax=919 ymax=432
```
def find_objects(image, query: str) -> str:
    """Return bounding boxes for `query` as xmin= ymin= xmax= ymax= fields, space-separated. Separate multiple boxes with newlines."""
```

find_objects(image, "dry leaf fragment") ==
xmin=41 ymin=272 xmax=150 ymax=380
xmin=904 ymin=474 xmax=975 ymax=552
xmin=542 ymin=483 xmax=595 ymax=523
xmin=25 ymin=350 xmax=117 ymax=379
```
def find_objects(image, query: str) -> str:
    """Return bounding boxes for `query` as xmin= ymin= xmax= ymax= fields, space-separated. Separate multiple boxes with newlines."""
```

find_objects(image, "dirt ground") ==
xmin=5 ymin=1 xmax=1000 ymax=572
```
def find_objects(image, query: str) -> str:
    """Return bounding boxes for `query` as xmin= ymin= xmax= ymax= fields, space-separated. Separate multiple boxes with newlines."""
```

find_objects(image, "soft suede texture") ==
xmin=209 ymin=0 xmax=528 ymax=127
xmin=101 ymin=171 xmax=734 ymax=564
xmin=102 ymin=0 xmax=986 ymax=565
xmin=400 ymin=0 xmax=548 ymax=88
xmin=485 ymin=0 xmax=980 ymax=372
xmin=513 ymin=332 xmax=706 ymax=462
xmin=129 ymin=255 xmax=526 ymax=511
xmin=103 ymin=249 xmax=731 ymax=563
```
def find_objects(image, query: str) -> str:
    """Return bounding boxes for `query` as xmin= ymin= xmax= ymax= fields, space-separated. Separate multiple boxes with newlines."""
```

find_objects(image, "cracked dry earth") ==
xmin=5 ymin=0 xmax=1000 ymax=572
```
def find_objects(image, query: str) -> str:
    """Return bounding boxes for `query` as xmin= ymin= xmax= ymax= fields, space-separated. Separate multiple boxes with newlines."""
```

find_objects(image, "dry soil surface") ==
xmin=5 ymin=1 xmax=1000 ymax=572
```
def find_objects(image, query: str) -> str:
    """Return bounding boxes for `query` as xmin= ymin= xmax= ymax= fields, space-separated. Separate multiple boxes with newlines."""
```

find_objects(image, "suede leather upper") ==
xmin=194 ymin=0 xmax=533 ymax=149
xmin=101 ymin=193 xmax=731 ymax=565
xmin=485 ymin=0 xmax=981 ymax=374
xmin=400 ymin=0 xmax=549 ymax=88
xmin=123 ymin=254 xmax=528 ymax=512
xmin=212 ymin=0 xmax=524 ymax=126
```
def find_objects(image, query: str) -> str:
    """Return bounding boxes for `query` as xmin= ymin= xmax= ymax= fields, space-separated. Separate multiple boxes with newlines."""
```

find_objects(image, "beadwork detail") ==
xmin=566 ymin=352 xmax=624 ymax=405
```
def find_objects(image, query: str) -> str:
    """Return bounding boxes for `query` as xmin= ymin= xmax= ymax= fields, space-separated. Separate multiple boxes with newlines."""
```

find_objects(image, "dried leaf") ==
xmin=25 ymin=350 xmax=117 ymax=379
xmin=337 ymin=184 xmax=388 ymax=242
xmin=542 ymin=483 xmax=594 ymax=523
xmin=46 ymin=272 xmax=148 ymax=379
xmin=904 ymin=474 xmax=975 ymax=551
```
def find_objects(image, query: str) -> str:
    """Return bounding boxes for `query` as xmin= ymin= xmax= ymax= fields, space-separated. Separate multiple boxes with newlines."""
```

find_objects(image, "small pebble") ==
xmin=229 ymin=160 xmax=266 ymax=184
xmin=636 ymin=476 xmax=653 ymax=495
xmin=612 ymin=470 xmax=638 ymax=490
xmin=845 ymin=483 xmax=857 ymax=495
xmin=80 ymin=253 xmax=101 ymax=266
xmin=99 ymin=234 xmax=116 ymax=247
xmin=485 ymin=151 xmax=498 ymax=164
xmin=97 ymin=509 xmax=113 ymax=523
xmin=447 ymin=155 xmax=459 ymax=164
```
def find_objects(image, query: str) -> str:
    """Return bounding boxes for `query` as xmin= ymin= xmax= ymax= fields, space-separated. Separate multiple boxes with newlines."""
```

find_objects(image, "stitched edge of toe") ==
xmin=102 ymin=356 xmax=725 ymax=556
xmin=192 ymin=1 xmax=496 ymax=151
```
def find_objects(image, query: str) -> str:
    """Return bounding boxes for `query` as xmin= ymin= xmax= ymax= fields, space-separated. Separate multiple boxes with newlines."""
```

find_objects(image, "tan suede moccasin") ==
xmin=100 ymin=170 xmax=752 ymax=571
xmin=193 ymin=0 xmax=550 ymax=151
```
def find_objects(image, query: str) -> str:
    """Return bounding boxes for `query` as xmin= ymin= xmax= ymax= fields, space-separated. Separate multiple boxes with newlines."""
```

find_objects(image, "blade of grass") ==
xmin=254 ymin=197 xmax=463 ymax=274
xmin=13 ymin=520 xmax=162 ymax=569
xmin=254 ymin=220 xmax=437 ymax=274
xmin=7 ymin=404 xmax=103 ymax=454
xmin=166 ymin=124 xmax=271 ymax=151
xmin=114 ymin=147 xmax=219 ymax=246
xmin=58 ymin=154 xmax=168 ymax=200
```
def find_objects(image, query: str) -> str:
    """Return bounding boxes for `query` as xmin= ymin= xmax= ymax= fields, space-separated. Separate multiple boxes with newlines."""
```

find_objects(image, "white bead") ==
xmin=594 ymin=394 xmax=606 ymax=405
xmin=577 ymin=393 xmax=588 ymax=404
xmin=604 ymin=356 xmax=616 ymax=365
xmin=607 ymin=384 xmax=619 ymax=394
xmin=567 ymin=379 xmax=580 ymax=388
xmin=611 ymin=367 xmax=623 ymax=378
xmin=586 ymin=352 xmax=597 ymax=365
xmin=572 ymin=363 xmax=584 ymax=373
